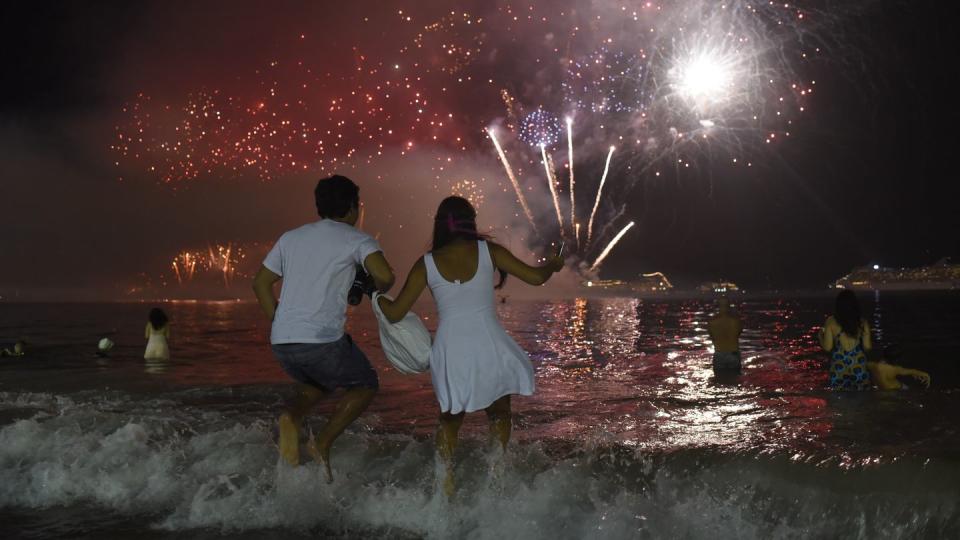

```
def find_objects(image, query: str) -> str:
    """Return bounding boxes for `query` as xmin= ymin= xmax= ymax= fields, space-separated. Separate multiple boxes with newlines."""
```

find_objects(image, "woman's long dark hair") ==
xmin=432 ymin=196 xmax=507 ymax=289
xmin=833 ymin=290 xmax=862 ymax=337
xmin=149 ymin=307 xmax=169 ymax=330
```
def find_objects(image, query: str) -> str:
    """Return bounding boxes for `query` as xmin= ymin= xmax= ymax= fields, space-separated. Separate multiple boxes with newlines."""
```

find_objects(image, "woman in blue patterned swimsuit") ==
xmin=818 ymin=290 xmax=873 ymax=390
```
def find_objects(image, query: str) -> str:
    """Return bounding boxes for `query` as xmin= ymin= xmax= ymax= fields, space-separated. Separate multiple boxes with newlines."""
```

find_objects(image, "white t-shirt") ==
xmin=263 ymin=219 xmax=381 ymax=344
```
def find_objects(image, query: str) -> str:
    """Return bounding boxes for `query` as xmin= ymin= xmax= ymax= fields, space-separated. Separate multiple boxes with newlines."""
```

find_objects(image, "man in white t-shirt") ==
xmin=253 ymin=175 xmax=395 ymax=479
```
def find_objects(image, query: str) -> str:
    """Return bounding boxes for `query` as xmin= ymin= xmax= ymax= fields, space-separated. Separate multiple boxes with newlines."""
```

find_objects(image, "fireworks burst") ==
xmin=563 ymin=47 xmax=646 ymax=114
xmin=169 ymin=243 xmax=248 ymax=287
xmin=113 ymin=0 xmax=837 ymax=274
xmin=518 ymin=109 xmax=563 ymax=148
xmin=490 ymin=117 xmax=633 ymax=274
xmin=450 ymin=178 xmax=485 ymax=209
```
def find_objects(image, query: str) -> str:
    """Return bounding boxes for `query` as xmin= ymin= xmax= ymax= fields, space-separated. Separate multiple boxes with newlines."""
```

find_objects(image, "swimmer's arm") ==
xmin=377 ymin=258 xmax=427 ymax=323
xmin=896 ymin=366 xmax=931 ymax=388
xmin=252 ymin=265 xmax=281 ymax=322
xmin=818 ymin=319 xmax=835 ymax=351
xmin=363 ymin=251 xmax=396 ymax=293
xmin=488 ymin=242 xmax=563 ymax=286
xmin=861 ymin=320 xmax=873 ymax=352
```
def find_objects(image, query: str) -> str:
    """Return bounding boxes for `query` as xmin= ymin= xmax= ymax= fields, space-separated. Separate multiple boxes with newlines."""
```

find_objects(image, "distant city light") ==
xmin=873 ymin=264 xmax=880 ymax=270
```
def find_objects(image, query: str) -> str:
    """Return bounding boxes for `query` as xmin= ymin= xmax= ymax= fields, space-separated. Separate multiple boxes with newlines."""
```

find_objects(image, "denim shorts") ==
xmin=272 ymin=334 xmax=379 ymax=392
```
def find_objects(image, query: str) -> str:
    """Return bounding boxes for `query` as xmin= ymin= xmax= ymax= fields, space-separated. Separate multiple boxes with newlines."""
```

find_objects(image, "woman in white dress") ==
xmin=378 ymin=196 xmax=563 ymax=494
xmin=144 ymin=307 xmax=171 ymax=360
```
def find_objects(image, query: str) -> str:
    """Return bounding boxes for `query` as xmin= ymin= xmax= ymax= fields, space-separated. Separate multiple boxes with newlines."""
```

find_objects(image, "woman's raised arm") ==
xmin=488 ymin=242 xmax=563 ymax=286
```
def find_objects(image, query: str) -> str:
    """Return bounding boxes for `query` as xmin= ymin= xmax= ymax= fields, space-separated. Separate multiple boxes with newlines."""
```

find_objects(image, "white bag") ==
xmin=371 ymin=292 xmax=431 ymax=374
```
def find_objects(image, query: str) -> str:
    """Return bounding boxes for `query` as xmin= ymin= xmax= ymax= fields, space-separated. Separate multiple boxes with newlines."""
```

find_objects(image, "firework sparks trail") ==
xmin=586 ymin=146 xmax=616 ymax=248
xmin=575 ymin=222 xmax=581 ymax=249
xmin=488 ymin=128 xmax=538 ymax=234
xmin=589 ymin=221 xmax=635 ymax=272
xmin=592 ymin=205 xmax=628 ymax=249
xmin=566 ymin=117 xmax=576 ymax=237
xmin=540 ymin=144 xmax=565 ymax=233
xmin=207 ymin=244 xmax=232 ymax=287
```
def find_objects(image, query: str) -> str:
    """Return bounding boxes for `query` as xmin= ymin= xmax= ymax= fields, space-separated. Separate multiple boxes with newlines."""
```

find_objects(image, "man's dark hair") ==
xmin=314 ymin=175 xmax=360 ymax=219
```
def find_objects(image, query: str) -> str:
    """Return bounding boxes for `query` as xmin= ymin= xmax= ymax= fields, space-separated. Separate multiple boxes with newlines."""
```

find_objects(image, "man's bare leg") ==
xmin=307 ymin=386 xmax=376 ymax=481
xmin=485 ymin=395 xmax=512 ymax=451
xmin=279 ymin=384 xmax=327 ymax=466
xmin=436 ymin=411 xmax=465 ymax=497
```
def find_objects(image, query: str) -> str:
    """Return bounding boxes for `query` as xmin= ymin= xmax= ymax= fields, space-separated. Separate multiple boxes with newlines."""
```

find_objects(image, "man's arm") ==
xmin=363 ymin=251 xmax=396 ymax=293
xmin=707 ymin=319 xmax=717 ymax=343
xmin=252 ymin=265 xmax=282 ymax=321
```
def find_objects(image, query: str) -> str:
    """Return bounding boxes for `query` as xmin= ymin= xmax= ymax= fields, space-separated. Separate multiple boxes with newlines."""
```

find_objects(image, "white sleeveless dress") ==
xmin=144 ymin=324 xmax=170 ymax=360
xmin=424 ymin=240 xmax=535 ymax=414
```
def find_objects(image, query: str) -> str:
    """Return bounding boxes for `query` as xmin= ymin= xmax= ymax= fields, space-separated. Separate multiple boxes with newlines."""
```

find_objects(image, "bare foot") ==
xmin=278 ymin=413 xmax=300 ymax=466
xmin=307 ymin=438 xmax=333 ymax=483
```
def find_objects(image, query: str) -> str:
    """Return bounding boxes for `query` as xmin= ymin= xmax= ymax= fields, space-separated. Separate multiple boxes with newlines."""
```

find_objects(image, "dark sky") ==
xmin=1 ymin=1 xmax=957 ymax=300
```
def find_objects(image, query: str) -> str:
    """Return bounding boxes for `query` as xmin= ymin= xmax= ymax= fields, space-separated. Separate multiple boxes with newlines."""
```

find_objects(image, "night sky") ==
xmin=1 ymin=1 xmax=956 ymax=300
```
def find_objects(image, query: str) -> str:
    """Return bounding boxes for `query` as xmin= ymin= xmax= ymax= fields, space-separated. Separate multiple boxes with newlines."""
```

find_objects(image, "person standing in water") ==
xmin=377 ymin=196 xmax=563 ymax=496
xmin=252 ymin=174 xmax=395 ymax=479
xmin=144 ymin=308 xmax=170 ymax=360
xmin=818 ymin=289 xmax=873 ymax=390
xmin=707 ymin=297 xmax=743 ymax=373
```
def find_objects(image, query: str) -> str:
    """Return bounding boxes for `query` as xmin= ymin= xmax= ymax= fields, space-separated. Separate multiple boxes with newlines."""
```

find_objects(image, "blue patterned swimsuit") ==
xmin=828 ymin=329 xmax=871 ymax=390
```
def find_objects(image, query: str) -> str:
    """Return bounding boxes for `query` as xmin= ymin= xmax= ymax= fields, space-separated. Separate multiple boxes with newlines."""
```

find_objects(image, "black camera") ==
xmin=347 ymin=264 xmax=377 ymax=305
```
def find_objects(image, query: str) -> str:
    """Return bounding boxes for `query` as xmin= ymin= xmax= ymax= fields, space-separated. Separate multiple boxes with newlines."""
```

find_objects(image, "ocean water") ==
xmin=1 ymin=292 xmax=959 ymax=539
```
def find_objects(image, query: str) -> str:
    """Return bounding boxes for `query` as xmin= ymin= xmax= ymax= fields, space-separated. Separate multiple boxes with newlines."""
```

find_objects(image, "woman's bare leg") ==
xmin=485 ymin=395 xmax=512 ymax=451
xmin=437 ymin=411 xmax=465 ymax=497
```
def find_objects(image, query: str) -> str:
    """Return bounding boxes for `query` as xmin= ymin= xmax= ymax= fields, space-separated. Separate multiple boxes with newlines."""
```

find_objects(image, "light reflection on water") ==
xmin=1 ymin=293 xmax=958 ymax=463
